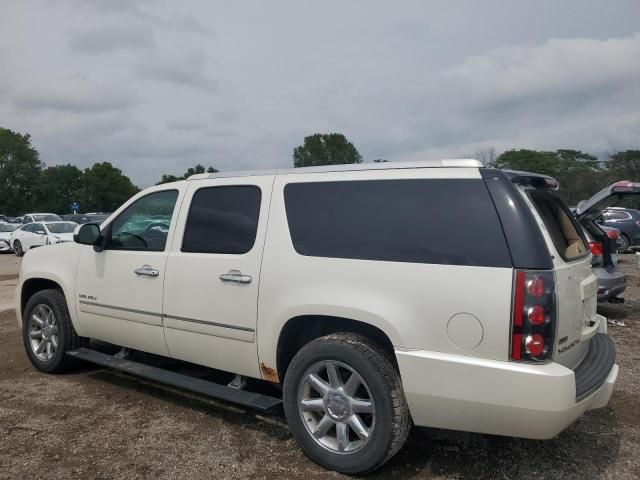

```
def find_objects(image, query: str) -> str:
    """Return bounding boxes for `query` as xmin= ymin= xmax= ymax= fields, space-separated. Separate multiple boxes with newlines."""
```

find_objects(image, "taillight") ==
xmin=606 ymin=230 xmax=619 ymax=240
xmin=589 ymin=241 xmax=603 ymax=256
xmin=511 ymin=270 xmax=556 ymax=362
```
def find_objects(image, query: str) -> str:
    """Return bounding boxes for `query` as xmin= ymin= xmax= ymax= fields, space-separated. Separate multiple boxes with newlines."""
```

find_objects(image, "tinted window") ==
xmin=34 ymin=214 xmax=62 ymax=222
xmin=182 ymin=186 xmax=261 ymax=254
xmin=529 ymin=190 xmax=588 ymax=262
xmin=22 ymin=224 xmax=36 ymax=233
xmin=605 ymin=211 xmax=631 ymax=220
xmin=284 ymin=179 xmax=511 ymax=267
xmin=46 ymin=222 xmax=77 ymax=234
xmin=0 ymin=224 xmax=16 ymax=232
xmin=107 ymin=190 xmax=178 ymax=251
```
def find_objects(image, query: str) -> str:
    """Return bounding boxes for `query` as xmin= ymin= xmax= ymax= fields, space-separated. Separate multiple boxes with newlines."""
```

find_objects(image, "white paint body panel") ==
xmin=257 ymin=168 xmax=514 ymax=374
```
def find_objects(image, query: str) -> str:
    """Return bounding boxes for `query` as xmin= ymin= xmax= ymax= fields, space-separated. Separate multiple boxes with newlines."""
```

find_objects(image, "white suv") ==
xmin=15 ymin=160 xmax=620 ymax=474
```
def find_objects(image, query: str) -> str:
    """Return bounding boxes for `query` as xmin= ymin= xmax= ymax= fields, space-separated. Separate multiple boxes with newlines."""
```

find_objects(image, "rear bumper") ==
xmin=397 ymin=335 xmax=617 ymax=439
xmin=595 ymin=267 xmax=626 ymax=300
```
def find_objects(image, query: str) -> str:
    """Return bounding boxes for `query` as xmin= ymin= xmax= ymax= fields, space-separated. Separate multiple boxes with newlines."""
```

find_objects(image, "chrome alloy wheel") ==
xmin=28 ymin=304 xmax=59 ymax=362
xmin=298 ymin=360 xmax=375 ymax=454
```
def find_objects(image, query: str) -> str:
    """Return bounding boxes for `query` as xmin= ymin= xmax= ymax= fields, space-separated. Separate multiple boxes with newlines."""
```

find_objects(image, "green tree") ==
xmin=553 ymin=149 xmax=603 ymax=205
xmin=494 ymin=149 xmax=605 ymax=204
xmin=33 ymin=164 xmax=83 ymax=214
xmin=81 ymin=162 xmax=139 ymax=212
xmin=606 ymin=150 xmax=640 ymax=181
xmin=0 ymin=127 xmax=45 ymax=215
xmin=156 ymin=164 xmax=219 ymax=184
xmin=494 ymin=149 xmax=558 ymax=177
xmin=293 ymin=133 xmax=362 ymax=168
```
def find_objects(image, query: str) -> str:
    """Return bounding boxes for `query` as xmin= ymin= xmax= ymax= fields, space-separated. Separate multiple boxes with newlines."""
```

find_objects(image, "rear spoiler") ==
xmin=503 ymin=170 xmax=559 ymax=191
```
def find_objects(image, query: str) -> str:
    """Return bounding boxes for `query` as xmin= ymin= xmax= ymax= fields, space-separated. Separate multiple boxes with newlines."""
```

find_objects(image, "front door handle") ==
xmin=134 ymin=265 xmax=159 ymax=277
xmin=219 ymin=270 xmax=252 ymax=284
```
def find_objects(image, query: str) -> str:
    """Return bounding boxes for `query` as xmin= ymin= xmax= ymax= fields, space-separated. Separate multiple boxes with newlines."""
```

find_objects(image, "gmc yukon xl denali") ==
xmin=15 ymin=160 xmax=620 ymax=474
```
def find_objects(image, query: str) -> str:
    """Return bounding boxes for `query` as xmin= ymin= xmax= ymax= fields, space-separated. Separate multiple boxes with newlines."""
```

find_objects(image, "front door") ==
xmin=162 ymin=176 xmax=273 ymax=378
xmin=75 ymin=187 xmax=183 ymax=356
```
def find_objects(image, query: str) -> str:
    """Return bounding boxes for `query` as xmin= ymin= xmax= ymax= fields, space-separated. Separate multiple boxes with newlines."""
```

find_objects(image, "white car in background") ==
xmin=21 ymin=213 xmax=62 ymax=224
xmin=10 ymin=221 xmax=78 ymax=256
xmin=0 ymin=223 xmax=18 ymax=252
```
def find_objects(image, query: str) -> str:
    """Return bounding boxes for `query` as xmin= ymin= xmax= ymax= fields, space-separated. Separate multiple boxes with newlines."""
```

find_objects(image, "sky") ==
xmin=1 ymin=0 xmax=639 ymax=187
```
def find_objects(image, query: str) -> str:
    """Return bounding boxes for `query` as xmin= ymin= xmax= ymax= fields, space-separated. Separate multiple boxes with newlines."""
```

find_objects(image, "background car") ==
xmin=575 ymin=181 xmax=640 ymax=301
xmin=0 ymin=223 xmax=18 ymax=253
xmin=22 ymin=213 xmax=62 ymax=224
xmin=583 ymin=224 xmax=625 ymax=301
xmin=61 ymin=212 xmax=110 ymax=224
xmin=597 ymin=207 xmax=640 ymax=252
xmin=10 ymin=221 xmax=78 ymax=256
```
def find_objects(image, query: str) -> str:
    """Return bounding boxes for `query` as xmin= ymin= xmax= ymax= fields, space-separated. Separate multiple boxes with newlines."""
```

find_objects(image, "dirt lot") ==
xmin=1 ymin=253 xmax=639 ymax=479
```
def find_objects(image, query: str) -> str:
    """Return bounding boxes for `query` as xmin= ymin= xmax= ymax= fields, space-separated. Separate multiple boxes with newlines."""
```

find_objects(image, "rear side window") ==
xmin=529 ymin=190 xmax=588 ymax=261
xmin=182 ymin=186 xmax=261 ymax=254
xmin=284 ymin=179 xmax=511 ymax=267
xmin=604 ymin=211 xmax=631 ymax=220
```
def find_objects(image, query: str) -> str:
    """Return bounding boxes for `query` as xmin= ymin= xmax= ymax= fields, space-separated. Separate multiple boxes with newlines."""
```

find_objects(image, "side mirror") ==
xmin=74 ymin=223 xmax=101 ymax=246
xmin=35 ymin=230 xmax=46 ymax=235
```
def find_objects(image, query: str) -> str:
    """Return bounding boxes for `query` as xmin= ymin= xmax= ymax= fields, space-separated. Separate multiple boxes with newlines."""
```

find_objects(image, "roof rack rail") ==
xmin=187 ymin=159 xmax=482 ymax=180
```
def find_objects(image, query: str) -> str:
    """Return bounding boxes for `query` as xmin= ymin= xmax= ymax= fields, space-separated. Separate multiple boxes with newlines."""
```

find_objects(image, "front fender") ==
xmin=16 ymin=244 xmax=84 ymax=335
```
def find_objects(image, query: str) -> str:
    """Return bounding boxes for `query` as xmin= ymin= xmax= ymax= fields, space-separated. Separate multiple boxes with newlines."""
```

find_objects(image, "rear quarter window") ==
xmin=284 ymin=179 xmax=511 ymax=267
xmin=528 ymin=190 xmax=588 ymax=262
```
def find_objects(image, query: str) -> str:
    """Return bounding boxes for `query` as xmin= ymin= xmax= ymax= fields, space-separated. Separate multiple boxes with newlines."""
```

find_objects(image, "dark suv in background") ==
xmin=575 ymin=181 xmax=640 ymax=302
xmin=598 ymin=207 xmax=640 ymax=251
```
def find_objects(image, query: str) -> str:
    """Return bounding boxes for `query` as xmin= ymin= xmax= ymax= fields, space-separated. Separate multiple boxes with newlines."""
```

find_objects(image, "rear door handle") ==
xmin=134 ymin=265 xmax=159 ymax=277
xmin=219 ymin=270 xmax=252 ymax=284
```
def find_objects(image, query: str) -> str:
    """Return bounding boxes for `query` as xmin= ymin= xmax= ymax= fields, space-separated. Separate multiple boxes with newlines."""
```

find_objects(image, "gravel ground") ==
xmin=0 ymin=253 xmax=639 ymax=479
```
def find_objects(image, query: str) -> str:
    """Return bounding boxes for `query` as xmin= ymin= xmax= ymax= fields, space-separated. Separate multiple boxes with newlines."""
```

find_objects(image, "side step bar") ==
xmin=67 ymin=348 xmax=282 ymax=413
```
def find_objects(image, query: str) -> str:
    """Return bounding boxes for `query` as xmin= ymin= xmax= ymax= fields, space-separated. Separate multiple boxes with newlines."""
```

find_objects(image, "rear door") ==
xmin=162 ymin=176 xmax=274 ymax=378
xmin=524 ymin=188 xmax=596 ymax=369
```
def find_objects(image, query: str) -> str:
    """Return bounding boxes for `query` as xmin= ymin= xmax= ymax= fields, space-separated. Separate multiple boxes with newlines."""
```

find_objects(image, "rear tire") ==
xmin=22 ymin=289 xmax=88 ymax=373
xmin=13 ymin=240 xmax=23 ymax=257
xmin=283 ymin=333 xmax=411 ymax=474
xmin=619 ymin=234 xmax=630 ymax=253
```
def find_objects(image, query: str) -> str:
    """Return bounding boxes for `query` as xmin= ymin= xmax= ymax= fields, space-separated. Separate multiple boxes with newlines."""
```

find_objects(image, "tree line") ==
xmin=2 ymin=126 xmax=639 ymax=216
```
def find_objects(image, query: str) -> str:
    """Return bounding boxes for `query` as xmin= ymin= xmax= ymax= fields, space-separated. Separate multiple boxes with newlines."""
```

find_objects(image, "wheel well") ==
xmin=276 ymin=315 xmax=396 ymax=381
xmin=21 ymin=278 xmax=63 ymax=315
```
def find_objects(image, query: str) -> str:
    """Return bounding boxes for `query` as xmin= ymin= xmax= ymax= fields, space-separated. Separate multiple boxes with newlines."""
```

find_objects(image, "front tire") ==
xmin=22 ymin=289 xmax=88 ymax=373
xmin=283 ymin=333 xmax=411 ymax=474
xmin=13 ymin=240 xmax=23 ymax=257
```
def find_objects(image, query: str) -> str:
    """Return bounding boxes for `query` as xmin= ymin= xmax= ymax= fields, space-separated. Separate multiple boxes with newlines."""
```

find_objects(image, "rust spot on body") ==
xmin=260 ymin=362 xmax=279 ymax=383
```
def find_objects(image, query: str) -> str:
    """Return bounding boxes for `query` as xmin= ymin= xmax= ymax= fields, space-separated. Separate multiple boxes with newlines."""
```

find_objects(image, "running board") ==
xmin=67 ymin=348 xmax=282 ymax=413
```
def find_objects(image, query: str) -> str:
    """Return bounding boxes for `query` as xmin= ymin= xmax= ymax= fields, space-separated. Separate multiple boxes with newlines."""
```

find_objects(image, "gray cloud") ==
xmin=68 ymin=25 xmax=155 ymax=54
xmin=136 ymin=49 xmax=218 ymax=92
xmin=13 ymin=83 xmax=133 ymax=113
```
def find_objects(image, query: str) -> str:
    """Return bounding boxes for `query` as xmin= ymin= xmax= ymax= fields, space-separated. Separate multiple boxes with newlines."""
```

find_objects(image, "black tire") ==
xmin=619 ymin=234 xmax=630 ymax=253
xmin=13 ymin=240 xmax=23 ymax=257
xmin=283 ymin=333 xmax=411 ymax=474
xmin=22 ymin=289 xmax=88 ymax=373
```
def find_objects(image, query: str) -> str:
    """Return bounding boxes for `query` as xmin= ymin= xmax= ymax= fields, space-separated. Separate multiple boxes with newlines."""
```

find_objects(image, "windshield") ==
xmin=46 ymin=222 xmax=77 ymax=233
xmin=0 ymin=224 xmax=17 ymax=232
xmin=34 ymin=214 xmax=62 ymax=222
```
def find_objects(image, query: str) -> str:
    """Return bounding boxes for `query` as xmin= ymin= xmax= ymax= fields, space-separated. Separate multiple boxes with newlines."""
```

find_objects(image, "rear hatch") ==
xmin=519 ymin=180 xmax=640 ymax=368
xmin=522 ymin=187 xmax=596 ymax=368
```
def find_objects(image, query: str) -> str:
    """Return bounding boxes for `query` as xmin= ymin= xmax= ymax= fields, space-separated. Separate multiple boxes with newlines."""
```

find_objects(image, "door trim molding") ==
xmin=78 ymin=300 xmax=255 ymax=333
